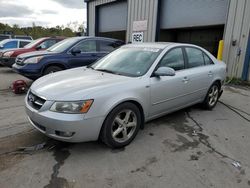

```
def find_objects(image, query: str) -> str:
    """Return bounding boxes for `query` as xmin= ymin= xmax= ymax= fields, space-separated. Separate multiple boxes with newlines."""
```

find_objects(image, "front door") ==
xmin=68 ymin=40 xmax=101 ymax=68
xmin=150 ymin=47 xmax=191 ymax=117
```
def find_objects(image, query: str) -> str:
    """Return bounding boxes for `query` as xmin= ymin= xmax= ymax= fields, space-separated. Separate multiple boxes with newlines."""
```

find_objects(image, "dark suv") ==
xmin=12 ymin=37 xmax=124 ymax=80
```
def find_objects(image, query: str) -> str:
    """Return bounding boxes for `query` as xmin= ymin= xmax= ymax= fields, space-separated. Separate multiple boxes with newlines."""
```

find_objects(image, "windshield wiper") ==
xmin=87 ymin=65 xmax=94 ymax=69
xmin=95 ymin=69 xmax=118 ymax=74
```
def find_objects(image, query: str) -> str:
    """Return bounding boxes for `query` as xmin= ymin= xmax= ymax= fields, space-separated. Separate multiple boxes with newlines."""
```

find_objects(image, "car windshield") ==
xmin=0 ymin=40 xmax=7 ymax=46
xmin=91 ymin=47 xmax=162 ymax=77
xmin=24 ymin=38 xmax=43 ymax=48
xmin=47 ymin=38 xmax=80 ymax=53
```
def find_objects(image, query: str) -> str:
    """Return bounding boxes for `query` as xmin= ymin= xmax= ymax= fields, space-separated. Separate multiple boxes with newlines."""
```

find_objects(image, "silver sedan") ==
xmin=25 ymin=43 xmax=226 ymax=148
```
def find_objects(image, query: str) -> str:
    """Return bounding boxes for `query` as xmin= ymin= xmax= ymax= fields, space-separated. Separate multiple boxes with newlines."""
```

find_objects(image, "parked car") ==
xmin=25 ymin=43 xmax=226 ymax=148
xmin=1 ymin=37 xmax=64 ymax=68
xmin=0 ymin=34 xmax=11 ymax=41
xmin=0 ymin=39 xmax=31 ymax=50
xmin=0 ymin=34 xmax=33 ymax=41
xmin=12 ymin=37 xmax=125 ymax=80
xmin=13 ymin=35 xmax=33 ymax=40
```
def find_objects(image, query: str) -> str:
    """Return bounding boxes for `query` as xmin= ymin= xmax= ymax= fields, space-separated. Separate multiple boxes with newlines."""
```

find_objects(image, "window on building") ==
xmin=158 ymin=48 xmax=185 ymax=71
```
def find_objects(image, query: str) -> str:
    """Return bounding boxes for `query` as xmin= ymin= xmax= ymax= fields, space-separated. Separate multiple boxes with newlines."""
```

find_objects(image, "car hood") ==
xmin=0 ymin=48 xmax=19 ymax=53
xmin=19 ymin=50 xmax=57 ymax=58
xmin=30 ymin=68 xmax=133 ymax=101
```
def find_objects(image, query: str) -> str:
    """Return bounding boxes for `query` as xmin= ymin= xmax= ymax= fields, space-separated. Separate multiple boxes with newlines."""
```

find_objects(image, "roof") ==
xmin=123 ymin=42 xmax=174 ymax=49
xmin=123 ymin=42 xmax=204 ymax=50
xmin=0 ymin=38 xmax=31 ymax=43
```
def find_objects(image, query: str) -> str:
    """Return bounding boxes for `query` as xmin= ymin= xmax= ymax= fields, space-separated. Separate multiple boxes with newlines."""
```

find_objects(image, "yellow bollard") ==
xmin=217 ymin=40 xmax=224 ymax=60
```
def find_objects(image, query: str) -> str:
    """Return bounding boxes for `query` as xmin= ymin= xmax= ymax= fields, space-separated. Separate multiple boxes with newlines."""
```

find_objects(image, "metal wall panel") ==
xmin=88 ymin=0 xmax=158 ymax=42
xmin=126 ymin=0 xmax=158 ymax=42
xmin=98 ymin=1 xmax=127 ymax=32
xmin=88 ymin=0 xmax=116 ymax=36
xmin=223 ymin=0 xmax=250 ymax=80
xmin=160 ymin=0 xmax=229 ymax=29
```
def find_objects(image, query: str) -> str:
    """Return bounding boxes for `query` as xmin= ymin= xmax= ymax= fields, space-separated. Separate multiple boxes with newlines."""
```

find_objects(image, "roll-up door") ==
xmin=98 ymin=1 xmax=127 ymax=33
xmin=160 ymin=0 xmax=229 ymax=29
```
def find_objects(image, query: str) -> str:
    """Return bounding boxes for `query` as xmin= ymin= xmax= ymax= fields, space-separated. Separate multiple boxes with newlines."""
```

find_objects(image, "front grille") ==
xmin=27 ymin=92 xmax=46 ymax=110
xmin=16 ymin=57 xmax=24 ymax=65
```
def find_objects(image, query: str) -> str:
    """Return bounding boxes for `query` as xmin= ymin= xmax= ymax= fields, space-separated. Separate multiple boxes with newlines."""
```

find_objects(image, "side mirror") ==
xmin=154 ymin=67 xmax=175 ymax=77
xmin=35 ymin=45 xmax=42 ymax=50
xmin=71 ymin=48 xmax=81 ymax=55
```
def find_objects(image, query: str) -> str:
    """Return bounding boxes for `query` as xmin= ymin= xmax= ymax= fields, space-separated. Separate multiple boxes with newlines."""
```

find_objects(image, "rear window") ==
xmin=98 ymin=40 xmax=116 ymax=52
xmin=203 ymin=53 xmax=214 ymax=65
xmin=186 ymin=47 xmax=205 ymax=68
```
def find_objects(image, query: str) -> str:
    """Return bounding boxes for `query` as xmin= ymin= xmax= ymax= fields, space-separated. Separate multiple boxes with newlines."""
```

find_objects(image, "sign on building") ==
xmin=132 ymin=32 xmax=144 ymax=43
xmin=133 ymin=20 xmax=148 ymax=31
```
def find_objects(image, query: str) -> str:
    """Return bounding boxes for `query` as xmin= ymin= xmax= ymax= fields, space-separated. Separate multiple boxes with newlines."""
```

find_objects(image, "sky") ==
xmin=0 ymin=0 xmax=87 ymax=29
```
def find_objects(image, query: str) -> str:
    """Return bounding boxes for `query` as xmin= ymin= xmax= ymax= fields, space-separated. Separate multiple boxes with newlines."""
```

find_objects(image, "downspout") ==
xmin=86 ymin=2 xmax=89 ymax=36
xmin=155 ymin=0 xmax=161 ymax=41
xmin=242 ymin=31 xmax=250 ymax=80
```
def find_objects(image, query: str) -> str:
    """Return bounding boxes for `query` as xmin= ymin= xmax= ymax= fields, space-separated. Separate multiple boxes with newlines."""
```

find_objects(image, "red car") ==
xmin=1 ymin=37 xmax=65 ymax=67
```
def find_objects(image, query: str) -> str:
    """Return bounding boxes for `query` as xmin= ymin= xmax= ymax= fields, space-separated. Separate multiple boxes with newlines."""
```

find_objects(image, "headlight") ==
xmin=3 ymin=51 xmax=14 ymax=57
xmin=23 ymin=56 xmax=43 ymax=64
xmin=50 ymin=100 xmax=93 ymax=114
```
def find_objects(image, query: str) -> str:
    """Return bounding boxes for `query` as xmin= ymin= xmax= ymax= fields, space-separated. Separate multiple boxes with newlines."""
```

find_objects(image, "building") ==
xmin=85 ymin=0 xmax=250 ymax=81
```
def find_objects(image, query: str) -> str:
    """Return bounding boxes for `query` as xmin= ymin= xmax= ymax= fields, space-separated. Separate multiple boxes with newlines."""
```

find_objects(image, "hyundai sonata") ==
xmin=25 ymin=43 xmax=226 ymax=148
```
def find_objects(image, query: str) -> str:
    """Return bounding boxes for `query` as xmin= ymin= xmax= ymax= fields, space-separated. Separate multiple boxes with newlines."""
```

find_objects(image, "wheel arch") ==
xmin=98 ymin=99 xmax=145 ymax=139
xmin=42 ymin=62 xmax=67 ymax=74
xmin=212 ymin=79 xmax=222 ymax=89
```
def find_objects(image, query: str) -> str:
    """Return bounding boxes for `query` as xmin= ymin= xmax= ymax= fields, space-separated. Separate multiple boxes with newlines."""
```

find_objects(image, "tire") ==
xmin=202 ymin=83 xmax=220 ymax=110
xmin=100 ymin=102 xmax=141 ymax=148
xmin=43 ymin=66 xmax=62 ymax=75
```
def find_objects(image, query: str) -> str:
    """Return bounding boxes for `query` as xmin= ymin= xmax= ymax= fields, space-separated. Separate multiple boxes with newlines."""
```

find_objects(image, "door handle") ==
xmin=208 ymin=71 xmax=213 ymax=77
xmin=182 ymin=77 xmax=190 ymax=83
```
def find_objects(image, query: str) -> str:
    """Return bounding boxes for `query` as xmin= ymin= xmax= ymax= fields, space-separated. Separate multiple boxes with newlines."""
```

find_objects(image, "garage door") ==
xmin=160 ymin=0 xmax=229 ymax=29
xmin=98 ymin=1 xmax=128 ymax=33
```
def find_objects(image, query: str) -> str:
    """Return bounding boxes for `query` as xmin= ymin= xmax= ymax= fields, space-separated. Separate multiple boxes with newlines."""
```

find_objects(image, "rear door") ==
xmin=97 ymin=40 xmax=120 ymax=58
xmin=67 ymin=39 xmax=100 ymax=68
xmin=183 ymin=47 xmax=214 ymax=101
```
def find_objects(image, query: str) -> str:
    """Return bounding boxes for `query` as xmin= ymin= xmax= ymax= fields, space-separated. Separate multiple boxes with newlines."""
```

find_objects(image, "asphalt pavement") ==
xmin=0 ymin=67 xmax=250 ymax=188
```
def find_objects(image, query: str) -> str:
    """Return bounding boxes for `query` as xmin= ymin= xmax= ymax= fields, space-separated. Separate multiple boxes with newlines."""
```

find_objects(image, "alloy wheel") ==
xmin=111 ymin=109 xmax=137 ymax=143
xmin=208 ymin=85 xmax=219 ymax=106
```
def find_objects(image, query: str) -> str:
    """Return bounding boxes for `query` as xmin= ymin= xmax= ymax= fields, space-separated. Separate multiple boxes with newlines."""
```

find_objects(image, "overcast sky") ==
xmin=0 ymin=0 xmax=86 ymax=28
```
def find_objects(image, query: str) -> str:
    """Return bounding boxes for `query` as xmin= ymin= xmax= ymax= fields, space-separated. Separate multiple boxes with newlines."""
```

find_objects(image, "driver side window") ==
xmin=74 ymin=40 xmax=97 ymax=52
xmin=158 ymin=48 xmax=185 ymax=71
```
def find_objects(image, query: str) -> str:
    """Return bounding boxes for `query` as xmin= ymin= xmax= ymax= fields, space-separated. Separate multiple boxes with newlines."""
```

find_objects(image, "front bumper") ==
xmin=2 ymin=57 xmax=16 ymax=68
xmin=12 ymin=63 xmax=41 ymax=80
xmin=25 ymin=97 xmax=104 ymax=142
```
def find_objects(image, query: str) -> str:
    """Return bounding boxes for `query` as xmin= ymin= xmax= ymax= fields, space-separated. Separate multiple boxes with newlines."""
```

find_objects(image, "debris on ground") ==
xmin=232 ymin=161 xmax=242 ymax=170
xmin=16 ymin=142 xmax=47 ymax=154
